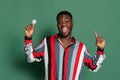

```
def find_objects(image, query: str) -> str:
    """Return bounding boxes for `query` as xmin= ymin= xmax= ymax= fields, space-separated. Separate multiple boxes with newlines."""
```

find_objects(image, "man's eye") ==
xmin=58 ymin=22 xmax=62 ymax=24
xmin=65 ymin=20 xmax=70 ymax=23
xmin=66 ymin=20 xmax=69 ymax=22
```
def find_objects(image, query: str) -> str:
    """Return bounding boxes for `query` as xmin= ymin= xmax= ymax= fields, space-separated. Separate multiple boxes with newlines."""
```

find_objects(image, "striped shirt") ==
xmin=24 ymin=34 xmax=106 ymax=80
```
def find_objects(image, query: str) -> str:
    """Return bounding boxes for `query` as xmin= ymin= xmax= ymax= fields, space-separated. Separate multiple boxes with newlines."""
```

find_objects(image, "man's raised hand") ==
xmin=25 ymin=24 xmax=35 ymax=38
xmin=94 ymin=30 xmax=105 ymax=49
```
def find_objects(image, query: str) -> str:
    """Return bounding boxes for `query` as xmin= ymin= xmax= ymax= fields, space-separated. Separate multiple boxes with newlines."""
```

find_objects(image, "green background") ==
xmin=0 ymin=0 xmax=119 ymax=80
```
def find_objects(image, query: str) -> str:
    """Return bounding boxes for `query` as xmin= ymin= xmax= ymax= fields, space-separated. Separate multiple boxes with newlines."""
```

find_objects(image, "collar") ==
xmin=55 ymin=33 xmax=76 ymax=45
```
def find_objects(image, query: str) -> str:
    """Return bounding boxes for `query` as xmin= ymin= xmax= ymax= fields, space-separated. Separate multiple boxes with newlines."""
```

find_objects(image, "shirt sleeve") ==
xmin=83 ymin=45 xmax=106 ymax=72
xmin=24 ymin=36 xmax=46 ymax=63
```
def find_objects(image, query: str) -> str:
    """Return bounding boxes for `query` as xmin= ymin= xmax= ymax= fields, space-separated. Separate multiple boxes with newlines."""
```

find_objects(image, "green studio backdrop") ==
xmin=0 ymin=0 xmax=119 ymax=80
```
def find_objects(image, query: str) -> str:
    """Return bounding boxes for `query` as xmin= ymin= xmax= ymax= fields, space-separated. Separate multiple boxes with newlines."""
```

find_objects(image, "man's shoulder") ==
xmin=75 ymin=39 xmax=84 ymax=44
xmin=46 ymin=34 xmax=58 ymax=38
xmin=75 ymin=40 xmax=85 ymax=47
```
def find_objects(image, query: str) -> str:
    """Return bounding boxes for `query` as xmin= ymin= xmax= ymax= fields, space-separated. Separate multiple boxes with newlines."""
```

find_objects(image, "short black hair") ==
xmin=56 ymin=10 xmax=73 ymax=21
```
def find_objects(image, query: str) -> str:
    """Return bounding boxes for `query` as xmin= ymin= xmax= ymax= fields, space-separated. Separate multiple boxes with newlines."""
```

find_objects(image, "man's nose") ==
xmin=61 ymin=22 xmax=66 ymax=27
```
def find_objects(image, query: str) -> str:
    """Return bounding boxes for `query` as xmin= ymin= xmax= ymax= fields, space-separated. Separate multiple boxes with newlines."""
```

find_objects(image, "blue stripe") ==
xmin=78 ymin=63 xmax=84 ymax=80
xmin=55 ymin=38 xmax=60 ymax=80
xmin=84 ymin=52 xmax=92 ymax=60
xmin=55 ymin=38 xmax=64 ymax=80
xmin=68 ymin=41 xmax=80 ymax=80
xmin=66 ymin=43 xmax=75 ymax=80
xmin=34 ymin=40 xmax=45 ymax=52
xmin=92 ymin=53 xmax=100 ymax=65
xmin=34 ymin=45 xmax=45 ymax=52
xmin=58 ymin=46 xmax=64 ymax=80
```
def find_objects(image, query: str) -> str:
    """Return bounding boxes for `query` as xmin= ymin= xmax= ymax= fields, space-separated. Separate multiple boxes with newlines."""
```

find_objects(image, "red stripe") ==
xmin=63 ymin=48 xmax=70 ymax=80
xmin=24 ymin=40 xmax=32 ymax=44
xmin=72 ymin=42 xmax=83 ymax=80
xmin=84 ymin=57 xmax=97 ymax=70
xmin=33 ymin=52 xmax=44 ymax=58
xmin=97 ymin=50 xmax=104 ymax=55
xmin=84 ymin=57 xmax=92 ymax=66
xmin=50 ymin=36 xmax=56 ymax=80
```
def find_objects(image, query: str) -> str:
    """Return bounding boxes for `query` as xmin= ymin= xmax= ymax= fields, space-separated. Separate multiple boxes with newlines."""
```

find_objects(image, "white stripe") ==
xmin=58 ymin=45 xmax=64 ymax=80
xmin=69 ymin=42 xmax=79 ymax=80
xmin=75 ymin=44 xmax=85 ymax=80
xmin=43 ymin=38 xmax=49 ymax=80
xmin=92 ymin=54 xmax=106 ymax=72
xmin=25 ymin=43 xmax=36 ymax=63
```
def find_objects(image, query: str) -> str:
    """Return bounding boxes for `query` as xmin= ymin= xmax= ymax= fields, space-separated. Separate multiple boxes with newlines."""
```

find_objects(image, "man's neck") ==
xmin=58 ymin=34 xmax=74 ymax=48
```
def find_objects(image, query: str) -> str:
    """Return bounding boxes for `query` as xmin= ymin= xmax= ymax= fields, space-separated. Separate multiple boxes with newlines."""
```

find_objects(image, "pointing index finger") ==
xmin=94 ymin=30 xmax=98 ymax=38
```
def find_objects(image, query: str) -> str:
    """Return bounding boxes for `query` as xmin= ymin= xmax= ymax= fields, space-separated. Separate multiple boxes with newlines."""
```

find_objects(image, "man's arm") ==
xmin=84 ymin=31 xmax=106 ymax=72
xmin=24 ymin=24 xmax=45 ymax=63
xmin=84 ymin=48 xmax=106 ymax=72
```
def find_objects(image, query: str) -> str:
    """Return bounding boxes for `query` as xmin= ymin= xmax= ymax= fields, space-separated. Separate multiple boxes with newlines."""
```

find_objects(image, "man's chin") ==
xmin=59 ymin=33 xmax=71 ymax=38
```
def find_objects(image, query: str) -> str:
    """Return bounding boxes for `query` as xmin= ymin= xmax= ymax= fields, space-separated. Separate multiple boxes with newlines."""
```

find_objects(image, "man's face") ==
xmin=57 ymin=15 xmax=73 ymax=37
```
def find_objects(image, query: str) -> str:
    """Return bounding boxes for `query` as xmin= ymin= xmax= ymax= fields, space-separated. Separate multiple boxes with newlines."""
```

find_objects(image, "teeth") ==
xmin=62 ymin=27 xmax=67 ymax=33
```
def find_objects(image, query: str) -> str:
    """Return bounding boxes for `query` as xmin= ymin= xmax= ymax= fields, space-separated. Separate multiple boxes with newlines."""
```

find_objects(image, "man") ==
xmin=24 ymin=11 xmax=106 ymax=80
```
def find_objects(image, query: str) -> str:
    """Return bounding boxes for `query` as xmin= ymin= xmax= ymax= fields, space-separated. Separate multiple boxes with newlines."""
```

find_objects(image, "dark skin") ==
xmin=57 ymin=15 xmax=74 ymax=48
xmin=25 ymin=14 xmax=105 ymax=49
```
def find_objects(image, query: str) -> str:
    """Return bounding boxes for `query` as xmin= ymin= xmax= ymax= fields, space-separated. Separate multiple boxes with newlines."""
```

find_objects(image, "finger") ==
xmin=24 ymin=28 xmax=28 ymax=34
xmin=25 ymin=26 xmax=28 ymax=31
xmin=97 ymin=37 xmax=104 ymax=43
xmin=30 ymin=24 xmax=34 ymax=29
xmin=97 ymin=37 xmax=102 ymax=43
xmin=30 ymin=24 xmax=34 ymax=27
xmin=94 ymin=30 xmax=99 ymax=38
xmin=26 ymin=24 xmax=34 ymax=30
xmin=29 ymin=23 xmax=35 ymax=28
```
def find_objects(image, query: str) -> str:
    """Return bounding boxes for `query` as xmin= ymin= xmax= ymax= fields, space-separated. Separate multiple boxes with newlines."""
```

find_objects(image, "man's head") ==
xmin=56 ymin=11 xmax=73 ymax=37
